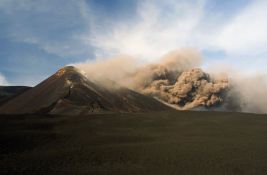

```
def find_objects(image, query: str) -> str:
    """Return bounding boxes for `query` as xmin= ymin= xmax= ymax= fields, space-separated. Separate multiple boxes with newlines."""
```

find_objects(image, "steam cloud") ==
xmin=223 ymin=74 xmax=267 ymax=114
xmin=75 ymin=48 xmax=267 ymax=114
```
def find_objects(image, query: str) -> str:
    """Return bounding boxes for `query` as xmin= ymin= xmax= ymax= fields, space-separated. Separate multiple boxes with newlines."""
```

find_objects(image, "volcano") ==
xmin=0 ymin=66 xmax=169 ymax=115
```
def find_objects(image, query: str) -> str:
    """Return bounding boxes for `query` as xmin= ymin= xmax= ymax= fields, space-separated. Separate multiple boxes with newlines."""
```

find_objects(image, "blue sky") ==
xmin=0 ymin=0 xmax=267 ymax=86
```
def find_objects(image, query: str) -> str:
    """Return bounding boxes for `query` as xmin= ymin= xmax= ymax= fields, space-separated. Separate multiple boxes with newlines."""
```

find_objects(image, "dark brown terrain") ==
xmin=0 ymin=86 xmax=31 ymax=106
xmin=1 ymin=111 xmax=267 ymax=175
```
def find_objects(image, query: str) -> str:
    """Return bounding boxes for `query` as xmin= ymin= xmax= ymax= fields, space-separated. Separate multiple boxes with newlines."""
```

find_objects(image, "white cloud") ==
xmin=88 ymin=0 xmax=207 ymax=61
xmin=2 ymin=0 xmax=267 ymax=64
xmin=216 ymin=0 xmax=267 ymax=56
xmin=0 ymin=73 xmax=9 ymax=86
xmin=86 ymin=0 xmax=267 ymax=65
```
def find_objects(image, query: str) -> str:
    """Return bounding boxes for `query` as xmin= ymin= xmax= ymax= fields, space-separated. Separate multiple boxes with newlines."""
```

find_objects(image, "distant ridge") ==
xmin=0 ymin=66 xmax=170 ymax=115
xmin=0 ymin=86 xmax=31 ymax=106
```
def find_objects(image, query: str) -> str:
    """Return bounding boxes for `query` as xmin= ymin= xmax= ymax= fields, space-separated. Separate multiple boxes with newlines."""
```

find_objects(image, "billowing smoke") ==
xmin=75 ymin=48 xmax=267 ymax=114
xmin=115 ymin=49 xmax=202 ymax=90
xmin=138 ymin=68 xmax=228 ymax=110
xmin=75 ymin=55 xmax=138 ymax=84
xmin=75 ymin=48 xmax=228 ymax=110
xmin=222 ymin=74 xmax=267 ymax=113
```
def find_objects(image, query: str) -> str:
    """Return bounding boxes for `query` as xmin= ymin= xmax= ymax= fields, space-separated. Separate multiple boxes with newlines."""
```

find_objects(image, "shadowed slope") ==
xmin=0 ymin=86 xmax=31 ymax=106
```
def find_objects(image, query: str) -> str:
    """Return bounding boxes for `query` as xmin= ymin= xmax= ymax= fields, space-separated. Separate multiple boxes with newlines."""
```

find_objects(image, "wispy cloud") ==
xmin=87 ymin=0 xmax=207 ymax=60
xmin=0 ymin=0 xmax=94 ymax=58
xmin=216 ymin=0 xmax=267 ymax=56
xmin=85 ymin=0 xmax=267 ymax=64
xmin=1 ymin=0 xmax=267 ymax=85
xmin=0 ymin=73 xmax=9 ymax=86
xmin=2 ymin=0 xmax=265 ymax=61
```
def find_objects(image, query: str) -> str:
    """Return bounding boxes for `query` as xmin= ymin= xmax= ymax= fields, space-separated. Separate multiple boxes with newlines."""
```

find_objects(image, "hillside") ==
xmin=0 ymin=86 xmax=31 ymax=106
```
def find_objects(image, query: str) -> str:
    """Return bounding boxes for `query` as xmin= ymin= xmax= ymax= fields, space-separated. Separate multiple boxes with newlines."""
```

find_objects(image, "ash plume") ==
xmin=75 ymin=48 xmax=229 ymax=110
xmin=75 ymin=48 xmax=267 ymax=113
xmin=222 ymin=74 xmax=267 ymax=113
xmin=139 ymin=68 xmax=228 ymax=110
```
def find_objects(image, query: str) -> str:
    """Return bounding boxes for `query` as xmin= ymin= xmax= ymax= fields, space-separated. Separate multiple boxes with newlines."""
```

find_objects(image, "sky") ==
xmin=0 ymin=0 xmax=267 ymax=86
